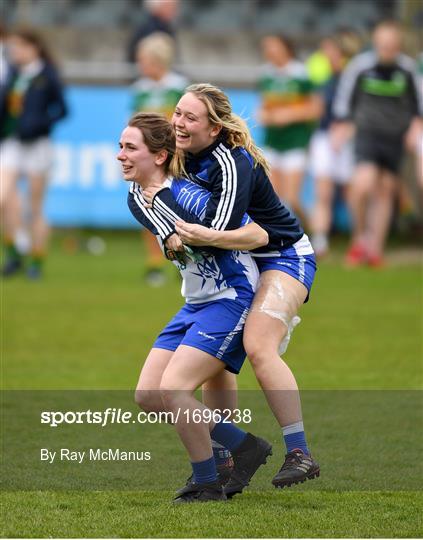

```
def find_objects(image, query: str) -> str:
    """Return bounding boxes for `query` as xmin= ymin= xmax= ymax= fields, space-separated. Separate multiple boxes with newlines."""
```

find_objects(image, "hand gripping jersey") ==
xmin=149 ymin=139 xmax=304 ymax=256
xmin=127 ymin=178 xmax=259 ymax=306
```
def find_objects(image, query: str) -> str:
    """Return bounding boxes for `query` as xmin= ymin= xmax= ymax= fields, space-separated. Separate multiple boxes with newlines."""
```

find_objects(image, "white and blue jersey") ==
xmin=127 ymin=177 xmax=259 ymax=374
xmin=160 ymin=176 xmax=253 ymax=227
xmin=128 ymin=178 xmax=258 ymax=307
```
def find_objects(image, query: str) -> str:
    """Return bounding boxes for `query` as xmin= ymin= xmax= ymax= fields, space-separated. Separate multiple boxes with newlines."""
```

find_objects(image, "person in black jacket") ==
xmin=0 ymin=28 xmax=67 ymax=278
xmin=140 ymin=84 xmax=320 ymax=493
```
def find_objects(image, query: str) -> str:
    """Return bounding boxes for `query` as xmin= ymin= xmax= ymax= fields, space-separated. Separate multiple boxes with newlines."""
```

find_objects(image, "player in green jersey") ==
xmin=257 ymin=35 xmax=322 ymax=223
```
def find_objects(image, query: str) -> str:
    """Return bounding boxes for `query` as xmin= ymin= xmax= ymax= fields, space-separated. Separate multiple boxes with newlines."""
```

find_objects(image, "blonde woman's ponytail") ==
xmin=169 ymin=148 xmax=187 ymax=178
xmin=223 ymin=113 xmax=270 ymax=176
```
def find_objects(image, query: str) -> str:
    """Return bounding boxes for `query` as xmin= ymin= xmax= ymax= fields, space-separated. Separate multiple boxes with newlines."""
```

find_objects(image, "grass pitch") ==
xmin=2 ymin=231 xmax=422 ymax=538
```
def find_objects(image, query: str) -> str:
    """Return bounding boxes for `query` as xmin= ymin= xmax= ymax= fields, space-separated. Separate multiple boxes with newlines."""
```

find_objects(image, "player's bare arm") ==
xmin=175 ymin=221 xmax=268 ymax=251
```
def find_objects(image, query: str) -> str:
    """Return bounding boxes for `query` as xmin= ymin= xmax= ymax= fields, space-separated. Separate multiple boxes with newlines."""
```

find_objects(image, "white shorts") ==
xmin=0 ymin=137 xmax=53 ymax=175
xmin=264 ymin=147 xmax=308 ymax=173
xmin=309 ymin=130 xmax=354 ymax=184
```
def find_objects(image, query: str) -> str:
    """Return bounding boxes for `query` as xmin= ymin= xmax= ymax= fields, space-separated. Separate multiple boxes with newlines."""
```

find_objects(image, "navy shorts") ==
xmin=153 ymin=299 xmax=250 ymax=374
xmin=355 ymin=130 xmax=404 ymax=174
xmin=253 ymin=234 xmax=317 ymax=301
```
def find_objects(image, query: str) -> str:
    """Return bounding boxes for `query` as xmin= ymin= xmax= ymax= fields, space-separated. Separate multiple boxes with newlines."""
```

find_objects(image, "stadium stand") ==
xmin=2 ymin=0 xmax=405 ymax=85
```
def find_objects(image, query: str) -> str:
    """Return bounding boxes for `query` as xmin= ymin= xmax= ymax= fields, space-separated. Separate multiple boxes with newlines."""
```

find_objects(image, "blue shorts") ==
xmin=153 ymin=299 xmax=250 ymax=374
xmin=253 ymin=234 xmax=317 ymax=301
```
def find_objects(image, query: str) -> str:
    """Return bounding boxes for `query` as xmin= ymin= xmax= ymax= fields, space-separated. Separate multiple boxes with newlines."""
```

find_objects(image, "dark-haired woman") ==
xmin=122 ymin=112 xmax=272 ymax=503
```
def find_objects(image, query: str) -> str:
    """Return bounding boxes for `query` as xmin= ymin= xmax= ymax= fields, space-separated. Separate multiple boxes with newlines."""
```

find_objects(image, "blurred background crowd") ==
xmin=1 ymin=0 xmax=422 ymax=284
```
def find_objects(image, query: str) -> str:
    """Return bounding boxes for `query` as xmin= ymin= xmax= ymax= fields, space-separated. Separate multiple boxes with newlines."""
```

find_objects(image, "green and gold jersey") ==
xmin=131 ymin=72 xmax=188 ymax=120
xmin=258 ymin=60 xmax=316 ymax=152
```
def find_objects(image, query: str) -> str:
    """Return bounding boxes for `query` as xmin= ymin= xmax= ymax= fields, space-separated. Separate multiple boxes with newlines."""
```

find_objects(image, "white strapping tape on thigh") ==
xmin=278 ymin=315 xmax=301 ymax=355
xmin=252 ymin=276 xmax=302 ymax=355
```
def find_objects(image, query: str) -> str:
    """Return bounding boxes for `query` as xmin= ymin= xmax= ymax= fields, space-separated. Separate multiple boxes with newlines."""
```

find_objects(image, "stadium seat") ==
xmin=255 ymin=0 xmax=317 ymax=34
xmin=26 ymin=0 xmax=71 ymax=25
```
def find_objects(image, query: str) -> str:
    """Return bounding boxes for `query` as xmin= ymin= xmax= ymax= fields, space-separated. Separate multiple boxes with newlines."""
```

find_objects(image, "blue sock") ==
xmin=212 ymin=441 xmax=231 ymax=466
xmin=210 ymin=421 xmax=247 ymax=452
xmin=282 ymin=421 xmax=309 ymax=455
xmin=191 ymin=456 xmax=217 ymax=484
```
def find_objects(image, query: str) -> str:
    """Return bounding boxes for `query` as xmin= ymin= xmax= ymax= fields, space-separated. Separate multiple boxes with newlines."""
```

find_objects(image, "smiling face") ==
xmin=117 ymin=126 xmax=165 ymax=185
xmin=171 ymin=92 xmax=221 ymax=154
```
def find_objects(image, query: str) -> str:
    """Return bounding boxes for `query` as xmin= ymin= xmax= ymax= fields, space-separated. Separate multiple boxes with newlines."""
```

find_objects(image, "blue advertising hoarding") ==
xmin=45 ymin=86 xmax=339 ymax=229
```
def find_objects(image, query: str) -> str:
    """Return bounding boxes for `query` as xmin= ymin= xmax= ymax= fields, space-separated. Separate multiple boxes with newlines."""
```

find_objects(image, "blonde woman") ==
xmin=143 ymin=84 xmax=320 ymax=496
